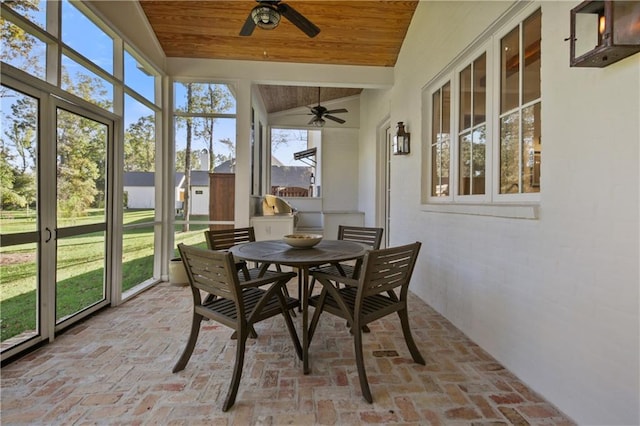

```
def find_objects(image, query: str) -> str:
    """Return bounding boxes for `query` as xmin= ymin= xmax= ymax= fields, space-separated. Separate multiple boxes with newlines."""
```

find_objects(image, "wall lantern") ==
xmin=393 ymin=122 xmax=410 ymax=155
xmin=569 ymin=0 xmax=640 ymax=67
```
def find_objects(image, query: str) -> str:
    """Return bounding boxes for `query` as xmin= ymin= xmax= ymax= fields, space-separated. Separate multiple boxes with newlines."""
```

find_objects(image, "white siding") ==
xmin=358 ymin=2 xmax=639 ymax=424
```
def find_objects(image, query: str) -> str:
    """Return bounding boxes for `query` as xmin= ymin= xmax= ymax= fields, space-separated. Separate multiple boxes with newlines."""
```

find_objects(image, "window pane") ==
xmin=4 ymin=1 xmax=46 ymax=29
xmin=521 ymin=103 xmax=541 ymax=193
xmin=56 ymin=109 xmax=108 ymax=226
xmin=61 ymin=0 xmax=113 ymax=74
xmin=459 ymin=64 xmax=472 ymax=130
xmin=125 ymin=49 xmax=155 ymax=103
xmin=124 ymin=95 xmax=155 ymax=173
xmin=442 ymin=82 xmax=451 ymax=134
xmin=500 ymin=112 xmax=520 ymax=194
xmin=0 ymin=87 xmax=38 ymax=222
xmin=501 ymin=27 xmax=520 ymax=113
xmin=523 ymin=9 xmax=541 ymax=104
xmin=431 ymin=89 xmax=441 ymax=196
xmin=122 ymin=222 xmax=155 ymax=292
xmin=1 ymin=21 xmax=46 ymax=80
xmin=174 ymin=83 xmax=236 ymax=114
xmin=459 ymin=132 xmax=471 ymax=195
xmin=61 ymin=55 xmax=113 ymax=111
xmin=473 ymin=53 xmax=487 ymax=124
xmin=472 ymin=126 xmax=486 ymax=195
xmin=0 ymin=242 xmax=39 ymax=343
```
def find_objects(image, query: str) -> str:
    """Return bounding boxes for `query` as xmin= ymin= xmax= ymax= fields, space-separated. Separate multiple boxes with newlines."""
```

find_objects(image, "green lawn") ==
xmin=0 ymin=209 xmax=209 ymax=341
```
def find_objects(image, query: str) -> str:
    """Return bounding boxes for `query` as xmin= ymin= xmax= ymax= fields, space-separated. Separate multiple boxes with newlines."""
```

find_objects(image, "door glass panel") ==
xmin=56 ymin=108 xmax=108 ymax=321
xmin=0 ymin=86 xmax=40 ymax=348
xmin=56 ymin=230 xmax=106 ymax=321
xmin=0 ymin=242 xmax=39 ymax=348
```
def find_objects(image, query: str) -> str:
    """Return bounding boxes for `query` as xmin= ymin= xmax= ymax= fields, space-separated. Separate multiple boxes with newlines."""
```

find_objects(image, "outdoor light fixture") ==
xmin=393 ymin=122 xmax=410 ymax=155
xmin=569 ymin=0 xmax=640 ymax=67
xmin=251 ymin=5 xmax=281 ymax=30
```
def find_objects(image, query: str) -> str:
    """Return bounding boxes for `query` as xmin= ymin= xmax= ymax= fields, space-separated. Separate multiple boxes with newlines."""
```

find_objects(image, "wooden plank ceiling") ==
xmin=139 ymin=0 xmax=418 ymax=112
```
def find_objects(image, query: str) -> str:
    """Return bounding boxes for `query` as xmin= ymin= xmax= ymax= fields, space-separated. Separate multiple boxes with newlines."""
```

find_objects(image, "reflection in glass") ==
xmin=523 ymin=9 xmax=541 ymax=104
xmin=431 ymin=83 xmax=451 ymax=197
xmin=500 ymin=112 xmax=520 ymax=194
xmin=501 ymin=27 xmax=519 ymax=114
xmin=459 ymin=64 xmax=472 ymax=131
xmin=522 ymin=103 xmax=541 ymax=193
xmin=473 ymin=53 xmax=487 ymax=124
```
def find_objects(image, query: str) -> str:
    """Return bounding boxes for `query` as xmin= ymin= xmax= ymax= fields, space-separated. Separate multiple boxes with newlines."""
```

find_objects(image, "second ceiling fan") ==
xmin=240 ymin=0 xmax=320 ymax=38
xmin=307 ymin=87 xmax=348 ymax=127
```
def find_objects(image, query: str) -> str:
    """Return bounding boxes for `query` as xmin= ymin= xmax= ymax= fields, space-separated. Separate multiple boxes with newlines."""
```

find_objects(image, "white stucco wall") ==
xmin=357 ymin=1 xmax=639 ymax=424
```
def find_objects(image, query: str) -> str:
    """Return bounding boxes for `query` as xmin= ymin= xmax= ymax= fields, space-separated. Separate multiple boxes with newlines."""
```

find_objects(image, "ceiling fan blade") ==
xmin=239 ymin=13 xmax=256 ymax=36
xmin=324 ymin=115 xmax=346 ymax=124
xmin=324 ymin=108 xmax=348 ymax=115
xmin=279 ymin=3 xmax=320 ymax=38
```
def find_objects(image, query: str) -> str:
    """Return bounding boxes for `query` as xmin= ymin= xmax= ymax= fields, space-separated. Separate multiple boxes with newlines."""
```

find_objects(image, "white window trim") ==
xmin=421 ymin=1 xmax=541 ymax=218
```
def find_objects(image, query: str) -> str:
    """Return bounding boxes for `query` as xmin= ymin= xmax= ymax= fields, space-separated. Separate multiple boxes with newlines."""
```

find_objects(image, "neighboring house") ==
xmin=176 ymin=170 xmax=210 ymax=216
xmin=122 ymin=171 xmax=155 ymax=209
xmin=123 ymin=171 xmax=184 ymax=212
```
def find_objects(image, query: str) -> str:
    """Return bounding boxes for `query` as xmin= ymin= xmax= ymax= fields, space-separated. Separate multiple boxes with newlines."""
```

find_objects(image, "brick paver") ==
xmin=1 ymin=282 xmax=575 ymax=425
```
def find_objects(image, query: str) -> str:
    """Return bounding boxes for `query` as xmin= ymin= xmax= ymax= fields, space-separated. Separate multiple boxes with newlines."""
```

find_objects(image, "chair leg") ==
xmin=397 ymin=308 xmax=425 ymax=365
xmin=353 ymin=324 xmax=373 ymax=403
xmin=172 ymin=313 xmax=203 ymax=373
xmin=278 ymin=291 xmax=302 ymax=360
xmin=222 ymin=329 xmax=247 ymax=412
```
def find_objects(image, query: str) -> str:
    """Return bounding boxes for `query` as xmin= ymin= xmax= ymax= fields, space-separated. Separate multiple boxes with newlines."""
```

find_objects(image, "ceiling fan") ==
xmin=240 ymin=0 xmax=320 ymax=38
xmin=307 ymin=87 xmax=348 ymax=127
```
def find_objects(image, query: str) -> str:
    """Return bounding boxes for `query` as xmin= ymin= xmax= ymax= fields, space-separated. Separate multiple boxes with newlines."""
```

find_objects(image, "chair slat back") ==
xmin=204 ymin=227 xmax=256 ymax=251
xmin=357 ymin=242 xmax=421 ymax=298
xmin=178 ymin=243 xmax=241 ymax=302
xmin=338 ymin=226 xmax=384 ymax=250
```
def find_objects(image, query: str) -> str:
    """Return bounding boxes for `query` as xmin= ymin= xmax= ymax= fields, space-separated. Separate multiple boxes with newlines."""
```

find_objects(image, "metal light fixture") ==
xmin=311 ymin=117 xmax=325 ymax=127
xmin=569 ymin=0 xmax=640 ymax=67
xmin=393 ymin=122 xmax=410 ymax=155
xmin=251 ymin=5 xmax=281 ymax=30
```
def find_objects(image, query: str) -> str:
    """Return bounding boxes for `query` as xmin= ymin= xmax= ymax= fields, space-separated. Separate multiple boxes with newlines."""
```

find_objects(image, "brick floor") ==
xmin=1 ymin=282 xmax=575 ymax=425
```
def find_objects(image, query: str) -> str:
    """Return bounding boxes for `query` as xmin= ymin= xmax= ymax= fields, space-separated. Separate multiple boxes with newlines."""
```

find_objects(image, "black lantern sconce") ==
xmin=569 ymin=0 xmax=640 ymax=67
xmin=393 ymin=122 xmax=410 ymax=155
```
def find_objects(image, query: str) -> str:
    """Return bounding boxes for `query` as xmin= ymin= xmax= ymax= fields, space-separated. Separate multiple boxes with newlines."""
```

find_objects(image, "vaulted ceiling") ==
xmin=139 ymin=1 xmax=418 ymax=112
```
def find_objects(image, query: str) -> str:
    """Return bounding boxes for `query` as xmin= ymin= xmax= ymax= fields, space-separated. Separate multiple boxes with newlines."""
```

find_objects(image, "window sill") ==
xmin=420 ymin=202 xmax=539 ymax=219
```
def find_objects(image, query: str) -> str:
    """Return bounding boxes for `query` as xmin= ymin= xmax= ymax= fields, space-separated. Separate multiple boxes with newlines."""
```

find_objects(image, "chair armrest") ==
xmin=239 ymin=271 xmax=297 ymax=289
xmin=310 ymin=270 xmax=359 ymax=287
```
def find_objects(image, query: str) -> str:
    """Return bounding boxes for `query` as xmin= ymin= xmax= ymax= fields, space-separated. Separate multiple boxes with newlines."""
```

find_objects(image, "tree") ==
xmin=124 ymin=115 xmax=155 ymax=172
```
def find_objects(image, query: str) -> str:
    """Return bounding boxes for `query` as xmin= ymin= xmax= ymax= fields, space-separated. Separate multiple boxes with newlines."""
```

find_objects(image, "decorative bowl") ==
xmin=283 ymin=234 xmax=323 ymax=248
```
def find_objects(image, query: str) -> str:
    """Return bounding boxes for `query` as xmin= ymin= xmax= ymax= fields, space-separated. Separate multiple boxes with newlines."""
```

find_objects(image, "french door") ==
xmin=1 ymin=78 xmax=114 ymax=361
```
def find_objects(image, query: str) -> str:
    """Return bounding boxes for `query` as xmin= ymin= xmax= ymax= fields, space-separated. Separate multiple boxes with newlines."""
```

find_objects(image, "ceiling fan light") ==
xmin=312 ymin=117 xmax=325 ymax=127
xmin=251 ymin=5 xmax=281 ymax=30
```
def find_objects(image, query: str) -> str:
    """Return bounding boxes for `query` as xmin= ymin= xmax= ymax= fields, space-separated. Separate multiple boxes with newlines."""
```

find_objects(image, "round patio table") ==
xmin=229 ymin=239 xmax=368 ymax=374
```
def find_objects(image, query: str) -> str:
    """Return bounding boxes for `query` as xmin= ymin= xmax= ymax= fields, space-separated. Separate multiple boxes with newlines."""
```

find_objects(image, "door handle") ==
xmin=45 ymin=227 xmax=52 ymax=243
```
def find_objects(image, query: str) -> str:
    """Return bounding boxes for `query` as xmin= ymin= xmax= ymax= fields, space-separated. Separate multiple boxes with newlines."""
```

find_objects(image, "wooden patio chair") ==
xmin=173 ymin=243 xmax=302 ymax=412
xmin=204 ymin=227 xmax=292 ymax=299
xmin=309 ymin=225 xmax=384 ymax=293
xmin=307 ymin=242 xmax=424 ymax=403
